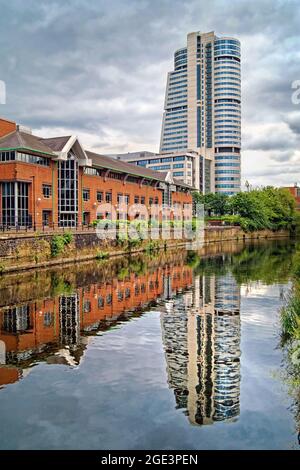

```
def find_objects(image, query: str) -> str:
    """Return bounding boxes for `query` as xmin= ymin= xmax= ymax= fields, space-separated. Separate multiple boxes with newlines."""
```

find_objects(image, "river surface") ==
xmin=0 ymin=239 xmax=299 ymax=450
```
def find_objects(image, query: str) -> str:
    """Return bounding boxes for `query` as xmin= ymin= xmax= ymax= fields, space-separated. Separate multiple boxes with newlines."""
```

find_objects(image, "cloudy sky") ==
xmin=0 ymin=0 xmax=300 ymax=188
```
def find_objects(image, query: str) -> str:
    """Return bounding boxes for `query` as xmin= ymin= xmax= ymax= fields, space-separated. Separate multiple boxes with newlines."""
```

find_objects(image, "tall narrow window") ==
xmin=83 ymin=189 xmax=90 ymax=201
xmin=58 ymin=153 xmax=78 ymax=227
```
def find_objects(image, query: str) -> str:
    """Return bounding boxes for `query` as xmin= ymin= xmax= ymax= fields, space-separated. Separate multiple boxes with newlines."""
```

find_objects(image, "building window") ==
xmin=98 ymin=296 xmax=104 ymax=309
xmin=173 ymin=156 xmax=185 ymax=161
xmin=42 ymin=210 xmax=52 ymax=226
xmin=83 ymin=189 xmax=90 ymax=201
xmin=106 ymin=293 xmax=112 ymax=305
xmin=42 ymin=184 xmax=52 ymax=198
xmin=124 ymin=194 xmax=130 ymax=204
xmin=0 ymin=151 xmax=15 ymax=162
xmin=134 ymin=195 xmax=140 ymax=204
xmin=15 ymin=152 xmax=50 ymax=166
xmin=117 ymin=291 xmax=124 ymax=302
xmin=135 ymin=285 xmax=140 ymax=296
xmin=58 ymin=154 xmax=78 ymax=227
xmin=84 ymin=300 xmax=91 ymax=313
xmin=173 ymin=163 xmax=184 ymax=169
xmin=149 ymin=197 xmax=153 ymax=206
xmin=106 ymin=192 xmax=112 ymax=203
xmin=83 ymin=212 xmax=90 ymax=225
xmin=154 ymin=197 xmax=159 ymax=204
xmin=97 ymin=191 xmax=103 ymax=202
xmin=84 ymin=167 xmax=101 ymax=176
xmin=141 ymin=196 xmax=145 ymax=205
xmin=3 ymin=305 xmax=31 ymax=333
xmin=125 ymin=288 xmax=131 ymax=299
xmin=117 ymin=193 xmax=123 ymax=204
xmin=44 ymin=312 xmax=53 ymax=327
xmin=1 ymin=182 xmax=30 ymax=227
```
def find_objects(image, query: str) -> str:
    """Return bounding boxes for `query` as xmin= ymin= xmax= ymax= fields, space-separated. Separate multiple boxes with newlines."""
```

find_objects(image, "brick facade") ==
xmin=0 ymin=263 xmax=193 ymax=386
xmin=0 ymin=118 xmax=193 ymax=229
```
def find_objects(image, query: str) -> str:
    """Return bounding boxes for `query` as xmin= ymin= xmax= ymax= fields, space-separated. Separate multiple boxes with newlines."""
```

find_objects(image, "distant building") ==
xmin=283 ymin=184 xmax=300 ymax=210
xmin=112 ymin=150 xmax=213 ymax=193
xmin=112 ymin=150 xmax=195 ymax=189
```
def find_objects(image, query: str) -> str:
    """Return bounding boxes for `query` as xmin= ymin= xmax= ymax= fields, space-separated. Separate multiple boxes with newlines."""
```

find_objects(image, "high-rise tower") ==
xmin=160 ymin=31 xmax=241 ymax=194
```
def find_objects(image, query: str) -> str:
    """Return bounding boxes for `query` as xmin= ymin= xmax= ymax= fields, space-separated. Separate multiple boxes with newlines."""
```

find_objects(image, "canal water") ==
xmin=0 ymin=240 xmax=299 ymax=450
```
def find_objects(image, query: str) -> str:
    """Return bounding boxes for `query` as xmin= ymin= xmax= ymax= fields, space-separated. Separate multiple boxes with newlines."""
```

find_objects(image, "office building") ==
xmin=0 ymin=118 xmax=192 ymax=229
xmin=112 ymin=150 xmax=196 ymax=188
xmin=160 ymin=31 xmax=241 ymax=195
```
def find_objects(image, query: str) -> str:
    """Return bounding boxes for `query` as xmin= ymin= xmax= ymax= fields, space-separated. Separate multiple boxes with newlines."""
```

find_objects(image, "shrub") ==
xmin=146 ymin=240 xmax=160 ymax=253
xmin=62 ymin=231 xmax=73 ymax=244
xmin=50 ymin=232 xmax=73 ymax=258
xmin=96 ymin=250 xmax=109 ymax=260
xmin=50 ymin=235 xmax=66 ymax=257
xmin=127 ymin=238 xmax=142 ymax=251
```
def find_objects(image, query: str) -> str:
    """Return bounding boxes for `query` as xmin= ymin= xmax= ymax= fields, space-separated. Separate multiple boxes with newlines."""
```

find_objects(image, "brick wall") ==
xmin=0 ymin=118 xmax=16 ymax=138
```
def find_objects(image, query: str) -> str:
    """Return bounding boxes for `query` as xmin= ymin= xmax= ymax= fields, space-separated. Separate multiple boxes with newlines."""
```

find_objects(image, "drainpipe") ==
xmin=14 ymin=181 xmax=18 ymax=227
xmin=52 ymin=162 xmax=56 ymax=227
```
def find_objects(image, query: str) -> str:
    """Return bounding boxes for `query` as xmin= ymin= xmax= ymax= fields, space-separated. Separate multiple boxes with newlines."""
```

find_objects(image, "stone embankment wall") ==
xmin=0 ymin=226 xmax=290 ymax=274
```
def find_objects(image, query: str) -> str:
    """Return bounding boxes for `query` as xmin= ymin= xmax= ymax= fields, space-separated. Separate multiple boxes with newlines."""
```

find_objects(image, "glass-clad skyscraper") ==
xmin=160 ymin=31 xmax=241 ymax=194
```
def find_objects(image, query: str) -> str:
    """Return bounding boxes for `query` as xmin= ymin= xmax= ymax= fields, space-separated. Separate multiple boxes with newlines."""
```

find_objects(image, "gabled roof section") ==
xmin=41 ymin=136 xmax=71 ymax=152
xmin=165 ymin=171 xmax=174 ymax=184
xmin=51 ymin=135 xmax=92 ymax=166
xmin=0 ymin=130 xmax=55 ymax=156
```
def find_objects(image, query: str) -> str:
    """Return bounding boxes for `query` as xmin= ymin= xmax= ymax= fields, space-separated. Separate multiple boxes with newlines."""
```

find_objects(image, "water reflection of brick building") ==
xmin=161 ymin=272 xmax=241 ymax=425
xmin=0 ymin=263 xmax=193 ymax=387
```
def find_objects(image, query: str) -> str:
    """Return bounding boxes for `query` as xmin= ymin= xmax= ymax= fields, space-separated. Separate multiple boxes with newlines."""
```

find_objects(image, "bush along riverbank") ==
xmin=280 ymin=247 xmax=300 ymax=431
xmin=193 ymin=187 xmax=299 ymax=232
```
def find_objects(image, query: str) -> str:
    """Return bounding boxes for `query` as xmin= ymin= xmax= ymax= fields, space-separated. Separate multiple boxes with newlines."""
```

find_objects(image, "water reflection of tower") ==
xmin=161 ymin=271 xmax=241 ymax=426
xmin=59 ymin=294 xmax=80 ymax=353
xmin=161 ymin=270 xmax=194 ymax=410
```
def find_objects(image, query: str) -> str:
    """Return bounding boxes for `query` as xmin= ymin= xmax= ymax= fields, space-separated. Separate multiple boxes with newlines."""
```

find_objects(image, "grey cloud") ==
xmin=243 ymin=131 xmax=296 ymax=152
xmin=269 ymin=150 xmax=296 ymax=162
xmin=284 ymin=112 xmax=300 ymax=135
xmin=245 ymin=164 xmax=300 ymax=178
xmin=0 ymin=0 xmax=300 ymax=185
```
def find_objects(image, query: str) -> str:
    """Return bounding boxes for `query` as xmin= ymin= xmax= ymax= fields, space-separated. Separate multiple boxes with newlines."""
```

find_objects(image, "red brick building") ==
xmin=0 ymin=118 xmax=193 ymax=229
xmin=282 ymin=184 xmax=300 ymax=211
xmin=0 ymin=263 xmax=193 ymax=386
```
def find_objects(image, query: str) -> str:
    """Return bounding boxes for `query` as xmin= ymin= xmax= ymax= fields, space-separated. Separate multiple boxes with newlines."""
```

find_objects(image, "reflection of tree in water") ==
xmin=193 ymin=240 xmax=298 ymax=286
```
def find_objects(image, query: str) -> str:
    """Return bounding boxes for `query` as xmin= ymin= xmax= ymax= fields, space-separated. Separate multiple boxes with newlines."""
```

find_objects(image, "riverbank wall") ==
xmin=0 ymin=226 xmax=290 ymax=274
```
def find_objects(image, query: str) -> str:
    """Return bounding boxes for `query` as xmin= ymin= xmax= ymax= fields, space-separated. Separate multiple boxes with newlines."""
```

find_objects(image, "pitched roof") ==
xmin=86 ymin=150 xmax=168 ymax=182
xmin=0 ymin=130 xmax=55 ymax=156
xmin=0 ymin=129 xmax=193 ymax=189
xmin=42 ymin=136 xmax=71 ymax=152
xmin=86 ymin=150 xmax=194 ymax=189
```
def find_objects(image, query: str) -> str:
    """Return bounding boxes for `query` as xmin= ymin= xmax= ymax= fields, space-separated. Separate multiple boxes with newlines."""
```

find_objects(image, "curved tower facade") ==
xmin=214 ymin=37 xmax=241 ymax=194
xmin=160 ymin=31 xmax=241 ymax=195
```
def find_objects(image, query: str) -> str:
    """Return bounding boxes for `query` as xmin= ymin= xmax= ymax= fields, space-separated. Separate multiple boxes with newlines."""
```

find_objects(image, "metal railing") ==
xmin=0 ymin=223 xmax=97 ymax=234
